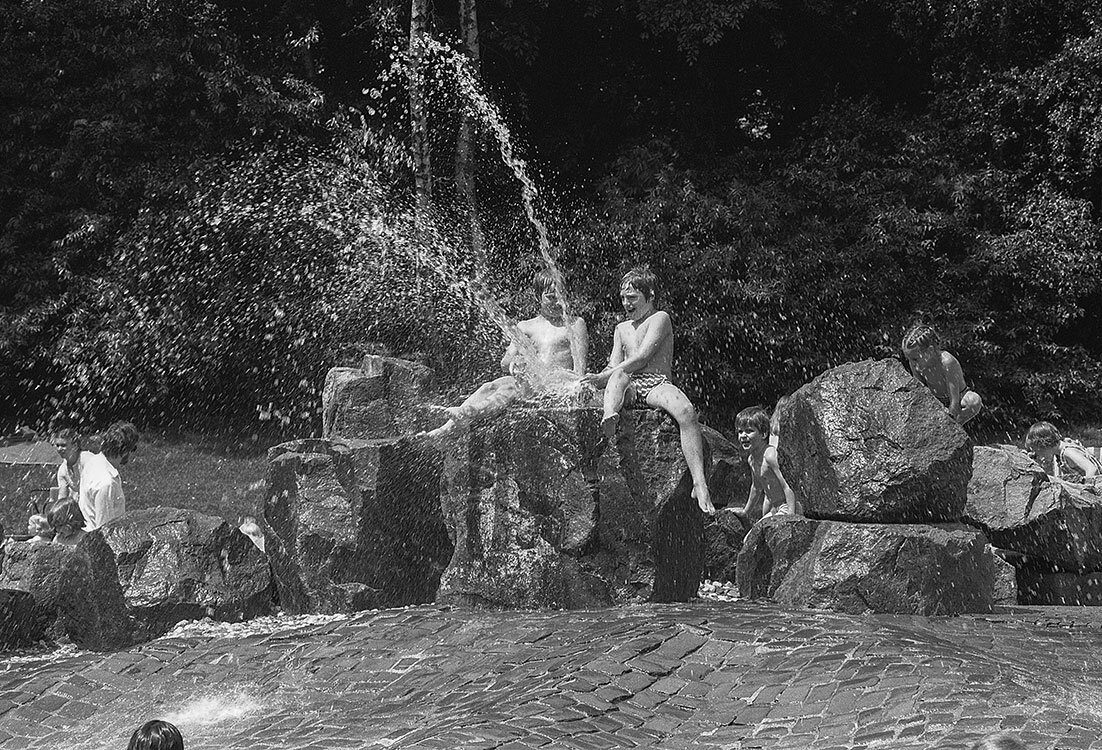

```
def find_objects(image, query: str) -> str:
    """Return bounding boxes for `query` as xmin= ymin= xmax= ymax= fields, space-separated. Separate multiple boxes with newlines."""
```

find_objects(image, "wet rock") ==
xmin=99 ymin=507 xmax=274 ymax=639
xmin=964 ymin=445 xmax=1050 ymax=534
xmin=776 ymin=358 xmax=972 ymax=523
xmin=0 ymin=536 xmax=133 ymax=650
xmin=437 ymin=406 xmax=716 ymax=608
xmin=966 ymin=447 xmax=1102 ymax=571
xmin=264 ymin=437 xmax=451 ymax=615
xmin=1016 ymin=565 xmax=1102 ymax=605
xmin=736 ymin=516 xmax=1009 ymax=615
xmin=0 ymin=588 xmax=41 ymax=649
xmin=703 ymin=512 xmax=750 ymax=584
xmin=322 ymin=355 xmax=438 ymax=439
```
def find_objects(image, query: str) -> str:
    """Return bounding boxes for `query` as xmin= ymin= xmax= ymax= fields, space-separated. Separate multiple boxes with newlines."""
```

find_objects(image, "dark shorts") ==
xmin=630 ymin=373 xmax=670 ymax=407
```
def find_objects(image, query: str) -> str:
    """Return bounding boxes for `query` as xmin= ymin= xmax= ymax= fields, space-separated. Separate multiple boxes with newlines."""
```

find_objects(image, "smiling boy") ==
xmin=584 ymin=267 xmax=714 ymax=514
xmin=728 ymin=405 xmax=799 ymax=521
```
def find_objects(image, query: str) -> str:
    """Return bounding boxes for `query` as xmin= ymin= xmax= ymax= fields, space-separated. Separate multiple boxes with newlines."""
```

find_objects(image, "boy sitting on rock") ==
xmin=583 ymin=267 xmax=714 ymax=514
xmin=420 ymin=269 xmax=588 ymax=441
xmin=728 ymin=405 xmax=800 ymax=523
xmin=901 ymin=323 xmax=983 ymax=425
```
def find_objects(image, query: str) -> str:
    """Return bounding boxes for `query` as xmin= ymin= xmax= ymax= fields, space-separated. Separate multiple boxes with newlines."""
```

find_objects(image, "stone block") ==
xmin=0 ymin=588 xmax=43 ymax=650
xmin=264 ymin=437 xmax=451 ymax=614
xmin=100 ymin=507 xmax=274 ymax=639
xmin=736 ymin=516 xmax=1009 ymax=615
xmin=777 ymin=358 xmax=972 ymax=523
xmin=322 ymin=356 xmax=439 ymax=440
xmin=437 ymin=406 xmax=716 ymax=608
xmin=966 ymin=445 xmax=1102 ymax=571
xmin=1016 ymin=566 xmax=1102 ymax=605
xmin=0 ymin=535 xmax=133 ymax=650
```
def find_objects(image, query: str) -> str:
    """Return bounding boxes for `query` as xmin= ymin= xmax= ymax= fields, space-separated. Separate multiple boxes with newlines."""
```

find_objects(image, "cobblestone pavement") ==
xmin=2 ymin=602 xmax=1102 ymax=749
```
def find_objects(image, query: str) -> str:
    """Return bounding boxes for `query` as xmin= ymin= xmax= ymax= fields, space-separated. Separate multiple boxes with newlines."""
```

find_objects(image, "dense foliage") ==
xmin=1 ymin=0 xmax=1100 ymax=436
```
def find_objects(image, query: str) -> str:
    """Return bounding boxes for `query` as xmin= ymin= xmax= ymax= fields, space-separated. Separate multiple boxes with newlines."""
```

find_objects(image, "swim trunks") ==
xmin=630 ymin=372 xmax=670 ymax=407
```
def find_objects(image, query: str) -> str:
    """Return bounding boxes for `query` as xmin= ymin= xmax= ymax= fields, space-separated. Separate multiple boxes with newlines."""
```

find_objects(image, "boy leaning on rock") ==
xmin=901 ymin=323 xmax=983 ymax=425
xmin=583 ymin=266 xmax=714 ymax=514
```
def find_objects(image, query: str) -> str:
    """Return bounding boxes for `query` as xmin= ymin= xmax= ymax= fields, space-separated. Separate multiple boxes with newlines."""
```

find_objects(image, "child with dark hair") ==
xmin=1025 ymin=421 xmax=1100 ymax=480
xmin=47 ymin=500 xmax=86 ymax=546
xmin=128 ymin=720 xmax=185 ymax=750
xmin=101 ymin=421 xmax=139 ymax=466
xmin=584 ymin=266 xmax=714 ymax=514
xmin=902 ymin=323 xmax=983 ymax=424
xmin=728 ymin=405 xmax=800 ymax=522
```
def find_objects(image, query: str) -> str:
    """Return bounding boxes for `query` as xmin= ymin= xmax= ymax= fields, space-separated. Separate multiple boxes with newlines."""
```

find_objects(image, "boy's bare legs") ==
xmin=421 ymin=375 xmax=522 ymax=441
xmin=959 ymin=391 xmax=983 ymax=425
xmin=601 ymin=370 xmax=631 ymax=441
xmin=646 ymin=383 xmax=715 ymax=514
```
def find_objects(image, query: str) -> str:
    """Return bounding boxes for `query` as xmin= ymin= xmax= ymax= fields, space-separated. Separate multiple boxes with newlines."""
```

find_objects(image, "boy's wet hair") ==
xmin=1025 ymin=421 xmax=1062 ymax=451
xmin=533 ymin=268 xmax=557 ymax=295
xmin=902 ymin=323 xmax=939 ymax=352
xmin=128 ymin=720 xmax=185 ymax=750
xmin=50 ymin=427 xmax=81 ymax=447
xmin=46 ymin=500 xmax=84 ymax=532
xmin=621 ymin=266 xmax=657 ymax=300
xmin=736 ymin=406 xmax=771 ymax=436
xmin=102 ymin=421 xmax=140 ymax=456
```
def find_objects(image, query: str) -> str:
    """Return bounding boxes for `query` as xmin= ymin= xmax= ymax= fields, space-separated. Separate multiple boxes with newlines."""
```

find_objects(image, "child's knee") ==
xmin=669 ymin=400 xmax=698 ymax=425
xmin=608 ymin=370 xmax=630 ymax=388
xmin=964 ymin=391 xmax=983 ymax=411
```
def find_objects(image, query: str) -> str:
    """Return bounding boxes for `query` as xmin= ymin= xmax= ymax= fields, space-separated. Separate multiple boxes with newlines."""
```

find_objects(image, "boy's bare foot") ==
xmin=418 ymin=420 xmax=458 ymax=443
xmin=693 ymin=484 xmax=715 ymax=514
xmin=601 ymin=413 xmax=619 ymax=442
xmin=724 ymin=506 xmax=751 ymax=527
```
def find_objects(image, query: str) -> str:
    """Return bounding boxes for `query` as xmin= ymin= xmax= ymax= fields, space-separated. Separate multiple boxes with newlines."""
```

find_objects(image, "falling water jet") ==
xmin=405 ymin=36 xmax=585 ymax=372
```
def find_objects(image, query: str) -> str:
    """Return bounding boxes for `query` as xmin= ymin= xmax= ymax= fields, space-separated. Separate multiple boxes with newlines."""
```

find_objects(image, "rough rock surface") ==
xmin=776 ymin=358 xmax=972 ymax=523
xmin=736 ymin=516 xmax=1011 ymax=615
xmin=264 ymin=437 xmax=452 ymax=614
xmin=0 ymin=588 xmax=41 ymax=649
xmin=965 ymin=445 xmax=1102 ymax=570
xmin=1017 ymin=565 xmax=1102 ymax=605
xmin=437 ymin=406 xmax=727 ymax=608
xmin=99 ymin=507 xmax=273 ymax=639
xmin=322 ymin=355 xmax=438 ymax=439
xmin=0 ymin=535 xmax=132 ymax=650
xmin=703 ymin=512 xmax=751 ymax=584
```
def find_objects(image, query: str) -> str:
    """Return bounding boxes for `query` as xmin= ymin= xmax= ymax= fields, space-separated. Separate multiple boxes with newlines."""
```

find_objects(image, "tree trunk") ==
xmin=409 ymin=0 xmax=432 ymax=210
xmin=456 ymin=0 xmax=484 ymax=277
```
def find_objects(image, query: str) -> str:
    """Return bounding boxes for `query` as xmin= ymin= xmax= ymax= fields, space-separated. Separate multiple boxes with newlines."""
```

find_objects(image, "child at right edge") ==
xmin=729 ymin=405 xmax=800 ymax=522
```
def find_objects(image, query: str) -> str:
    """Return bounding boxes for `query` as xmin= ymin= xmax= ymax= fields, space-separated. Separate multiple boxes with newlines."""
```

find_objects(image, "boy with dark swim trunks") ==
xmin=902 ymin=323 xmax=983 ymax=425
xmin=584 ymin=267 xmax=715 ymax=514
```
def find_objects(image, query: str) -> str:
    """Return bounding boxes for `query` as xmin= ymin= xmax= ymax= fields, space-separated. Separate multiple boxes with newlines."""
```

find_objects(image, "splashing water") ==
xmin=410 ymin=36 xmax=586 ymax=376
xmin=162 ymin=692 xmax=264 ymax=727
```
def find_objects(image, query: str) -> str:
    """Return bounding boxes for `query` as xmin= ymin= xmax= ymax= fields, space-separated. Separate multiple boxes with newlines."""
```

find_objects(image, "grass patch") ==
xmin=122 ymin=432 xmax=270 ymax=522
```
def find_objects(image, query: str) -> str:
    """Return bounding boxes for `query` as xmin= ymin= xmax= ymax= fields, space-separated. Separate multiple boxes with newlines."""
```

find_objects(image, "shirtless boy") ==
xmin=420 ymin=269 xmax=588 ymax=440
xmin=728 ymin=406 xmax=799 ymax=522
xmin=901 ymin=323 xmax=983 ymax=425
xmin=583 ymin=267 xmax=714 ymax=514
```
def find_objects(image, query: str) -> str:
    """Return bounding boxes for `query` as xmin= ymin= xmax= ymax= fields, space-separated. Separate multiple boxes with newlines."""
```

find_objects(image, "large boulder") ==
xmin=777 ymin=358 xmax=972 ymax=523
xmin=703 ymin=512 xmax=750 ymax=584
xmin=966 ymin=445 xmax=1102 ymax=570
xmin=437 ymin=406 xmax=720 ymax=608
xmin=322 ymin=355 xmax=438 ymax=439
xmin=264 ymin=437 xmax=452 ymax=614
xmin=736 ymin=516 xmax=1012 ymax=615
xmin=99 ymin=507 xmax=273 ymax=640
xmin=0 ymin=535 xmax=133 ymax=650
